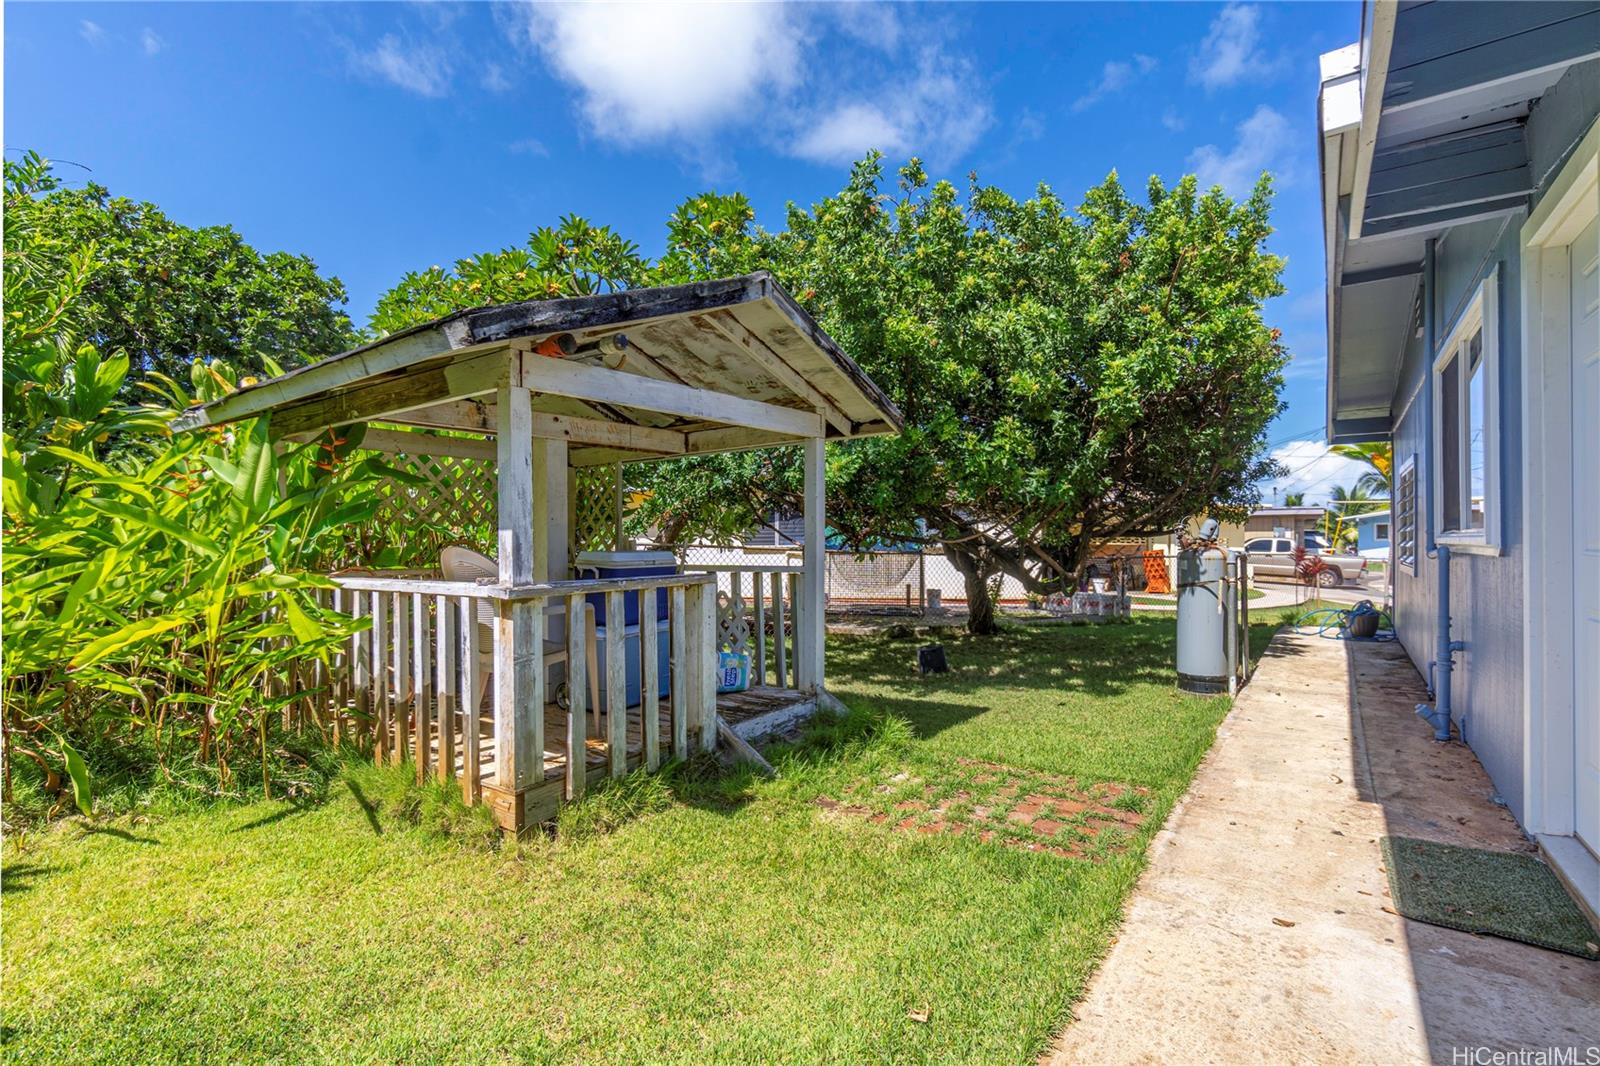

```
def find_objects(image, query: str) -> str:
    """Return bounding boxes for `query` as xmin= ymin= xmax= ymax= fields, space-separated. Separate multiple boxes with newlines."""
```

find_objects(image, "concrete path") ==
xmin=1045 ymin=631 xmax=1599 ymax=1065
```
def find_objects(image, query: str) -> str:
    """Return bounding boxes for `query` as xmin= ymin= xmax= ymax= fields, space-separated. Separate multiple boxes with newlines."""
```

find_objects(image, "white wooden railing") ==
xmin=316 ymin=571 xmax=718 ymax=828
xmin=684 ymin=564 xmax=805 ymax=690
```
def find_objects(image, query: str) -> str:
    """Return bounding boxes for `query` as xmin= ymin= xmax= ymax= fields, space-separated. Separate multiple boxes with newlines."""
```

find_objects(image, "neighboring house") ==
xmin=1318 ymin=4 xmax=1599 ymax=910
xmin=1222 ymin=505 xmax=1328 ymax=548
xmin=1353 ymin=509 xmax=1391 ymax=559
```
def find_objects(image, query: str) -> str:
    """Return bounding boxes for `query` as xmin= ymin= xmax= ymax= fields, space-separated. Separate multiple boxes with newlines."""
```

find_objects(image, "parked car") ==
xmin=1241 ymin=537 xmax=1368 ymax=587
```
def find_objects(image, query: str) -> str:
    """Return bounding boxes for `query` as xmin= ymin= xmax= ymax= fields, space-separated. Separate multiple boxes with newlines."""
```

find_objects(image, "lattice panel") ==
xmin=354 ymin=449 xmax=498 ymax=568
xmin=571 ymin=464 xmax=618 ymax=557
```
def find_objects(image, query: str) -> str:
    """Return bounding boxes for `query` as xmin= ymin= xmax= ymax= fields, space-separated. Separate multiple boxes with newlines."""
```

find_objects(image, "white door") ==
xmin=1571 ymin=214 xmax=1600 ymax=856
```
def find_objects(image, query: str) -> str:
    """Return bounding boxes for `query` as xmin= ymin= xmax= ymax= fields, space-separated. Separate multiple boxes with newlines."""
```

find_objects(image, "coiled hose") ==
xmin=1291 ymin=599 xmax=1396 ymax=641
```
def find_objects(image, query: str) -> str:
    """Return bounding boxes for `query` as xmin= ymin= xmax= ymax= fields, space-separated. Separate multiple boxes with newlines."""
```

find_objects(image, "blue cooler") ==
xmin=575 ymin=550 xmax=676 ymax=627
xmin=593 ymin=619 xmax=673 ymax=708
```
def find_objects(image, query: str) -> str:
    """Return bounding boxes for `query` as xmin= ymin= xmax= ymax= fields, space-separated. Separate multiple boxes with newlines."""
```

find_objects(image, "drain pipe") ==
xmin=1412 ymin=238 xmax=1466 ymax=742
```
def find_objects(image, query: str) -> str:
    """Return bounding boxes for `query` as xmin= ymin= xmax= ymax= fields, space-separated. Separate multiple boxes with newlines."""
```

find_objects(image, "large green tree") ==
xmin=364 ymin=157 xmax=1288 ymax=635
xmin=637 ymin=159 xmax=1288 ymax=632
xmin=14 ymin=163 xmax=355 ymax=398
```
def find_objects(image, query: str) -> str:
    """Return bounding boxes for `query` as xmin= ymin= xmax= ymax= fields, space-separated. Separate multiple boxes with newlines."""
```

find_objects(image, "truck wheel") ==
xmin=1317 ymin=568 xmax=1342 ymax=588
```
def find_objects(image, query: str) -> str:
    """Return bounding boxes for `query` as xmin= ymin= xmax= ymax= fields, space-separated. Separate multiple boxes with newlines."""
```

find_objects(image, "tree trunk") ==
xmin=946 ymin=543 xmax=1001 ymax=636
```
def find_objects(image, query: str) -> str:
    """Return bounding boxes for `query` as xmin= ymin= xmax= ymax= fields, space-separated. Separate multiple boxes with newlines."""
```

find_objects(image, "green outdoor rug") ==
xmin=1380 ymin=836 xmax=1600 ymax=960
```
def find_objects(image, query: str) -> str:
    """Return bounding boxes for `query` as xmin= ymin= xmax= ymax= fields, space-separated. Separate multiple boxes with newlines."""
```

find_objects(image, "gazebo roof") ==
xmin=173 ymin=273 xmax=902 ymax=465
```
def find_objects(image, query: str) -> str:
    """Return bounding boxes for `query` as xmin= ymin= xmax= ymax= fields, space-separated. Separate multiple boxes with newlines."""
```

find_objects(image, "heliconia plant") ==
xmin=1 ymin=153 xmax=386 ymax=816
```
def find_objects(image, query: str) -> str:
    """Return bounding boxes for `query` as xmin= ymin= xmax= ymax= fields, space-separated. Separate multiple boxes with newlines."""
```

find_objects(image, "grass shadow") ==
xmin=229 ymin=798 xmax=319 ymax=833
xmin=344 ymin=779 xmax=383 ymax=836
xmin=84 ymin=825 xmax=160 ymax=846
xmin=1 ymin=862 xmax=46 ymax=895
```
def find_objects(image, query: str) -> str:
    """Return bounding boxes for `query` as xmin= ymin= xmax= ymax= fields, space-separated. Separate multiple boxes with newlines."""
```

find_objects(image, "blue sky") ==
xmin=5 ymin=1 xmax=1371 ymax=500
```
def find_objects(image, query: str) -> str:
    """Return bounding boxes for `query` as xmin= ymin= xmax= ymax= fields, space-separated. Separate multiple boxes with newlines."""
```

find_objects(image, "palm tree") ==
xmin=1324 ymin=483 xmax=1384 ymax=550
xmin=1332 ymin=442 xmax=1392 ymax=497
xmin=1283 ymin=492 xmax=1305 ymax=507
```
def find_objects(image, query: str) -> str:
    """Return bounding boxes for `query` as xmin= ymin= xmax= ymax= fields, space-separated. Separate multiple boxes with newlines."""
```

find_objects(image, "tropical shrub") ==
xmin=2 ymin=154 xmax=374 ymax=819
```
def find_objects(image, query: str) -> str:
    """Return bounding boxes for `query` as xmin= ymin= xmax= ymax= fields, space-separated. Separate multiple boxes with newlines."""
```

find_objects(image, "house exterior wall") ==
xmin=1385 ymin=64 xmax=1599 ymax=821
xmin=1355 ymin=514 xmax=1389 ymax=554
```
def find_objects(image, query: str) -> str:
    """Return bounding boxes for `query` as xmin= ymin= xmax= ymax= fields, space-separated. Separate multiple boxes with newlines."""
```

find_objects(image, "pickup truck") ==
xmin=1241 ymin=536 xmax=1368 ymax=588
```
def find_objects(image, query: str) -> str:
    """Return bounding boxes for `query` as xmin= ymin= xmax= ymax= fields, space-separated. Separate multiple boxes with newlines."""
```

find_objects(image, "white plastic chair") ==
xmin=440 ymin=546 xmax=600 ymax=730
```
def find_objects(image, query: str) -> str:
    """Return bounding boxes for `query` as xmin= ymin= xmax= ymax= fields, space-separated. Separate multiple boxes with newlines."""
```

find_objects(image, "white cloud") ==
xmin=1189 ymin=4 xmax=1264 ymax=91
xmin=1259 ymin=440 xmax=1371 ymax=505
xmin=1072 ymin=54 xmax=1157 ymax=112
xmin=1187 ymin=104 xmax=1290 ymax=195
xmin=508 ymin=138 xmax=549 ymax=157
xmin=350 ymin=34 xmax=453 ymax=98
xmin=140 ymin=28 xmax=165 ymax=56
xmin=1161 ymin=107 xmax=1185 ymax=132
xmin=493 ymin=1 xmax=989 ymax=171
xmin=502 ymin=3 xmax=804 ymax=142
xmin=480 ymin=62 xmax=511 ymax=93
xmin=831 ymin=1 xmax=903 ymax=52
xmin=790 ymin=47 xmax=991 ymax=168
xmin=79 ymin=19 xmax=107 ymax=46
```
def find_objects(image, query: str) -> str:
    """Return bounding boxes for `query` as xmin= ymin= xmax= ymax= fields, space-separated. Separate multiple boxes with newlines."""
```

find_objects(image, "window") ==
xmin=1244 ymin=538 xmax=1273 ymax=554
xmin=1375 ymin=523 xmax=1389 ymax=541
xmin=1432 ymin=269 xmax=1500 ymax=550
xmin=1275 ymin=539 xmax=1293 ymax=554
xmin=1396 ymin=456 xmax=1417 ymax=571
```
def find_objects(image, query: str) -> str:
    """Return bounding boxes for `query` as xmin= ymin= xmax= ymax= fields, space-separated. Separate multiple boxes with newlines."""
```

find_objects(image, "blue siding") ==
xmin=1390 ymin=217 xmax=1527 ymax=817
xmin=1385 ymin=62 xmax=1599 ymax=821
xmin=1355 ymin=514 xmax=1390 ymax=553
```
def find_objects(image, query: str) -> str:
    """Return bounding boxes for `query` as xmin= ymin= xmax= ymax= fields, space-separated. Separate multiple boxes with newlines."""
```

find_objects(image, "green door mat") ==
xmin=1380 ymin=836 xmax=1600 ymax=960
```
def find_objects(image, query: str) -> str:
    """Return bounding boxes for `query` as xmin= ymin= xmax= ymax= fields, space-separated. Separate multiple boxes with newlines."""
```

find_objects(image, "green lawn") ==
xmin=2 ymin=615 xmax=1283 ymax=1064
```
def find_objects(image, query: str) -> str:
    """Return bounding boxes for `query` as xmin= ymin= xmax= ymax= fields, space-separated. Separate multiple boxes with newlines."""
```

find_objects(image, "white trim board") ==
xmin=1519 ymin=115 xmax=1599 ymax=844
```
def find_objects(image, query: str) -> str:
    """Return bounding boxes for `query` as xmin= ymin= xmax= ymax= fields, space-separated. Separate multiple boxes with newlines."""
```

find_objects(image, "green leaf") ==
xmin=83 ymin=498 xmax=221 ymax=556
xmin=60 ymin=740 xmax=93 ymax=817
xmin=70 ymin=614 xmax=190 ymax=669
xmin=234 ymin=416 xmax=277 ymax=518
xmin=279 ymin=590 xmax=322 ymax=643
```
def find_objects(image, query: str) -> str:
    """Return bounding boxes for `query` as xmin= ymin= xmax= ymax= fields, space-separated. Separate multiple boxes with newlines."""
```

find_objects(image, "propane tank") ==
xmin=1176 ymin=519 xmax=1238 ymax=695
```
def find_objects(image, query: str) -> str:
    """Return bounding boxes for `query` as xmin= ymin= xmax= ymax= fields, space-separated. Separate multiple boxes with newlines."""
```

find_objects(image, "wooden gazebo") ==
xmin=174 ymin=273 xmax=902 ymax=833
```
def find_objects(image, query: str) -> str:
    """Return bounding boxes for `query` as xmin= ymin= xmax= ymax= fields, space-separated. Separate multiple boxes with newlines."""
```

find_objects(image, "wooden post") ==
xmin=787 ymin=571 xmax=801 ymax=690
xmin=494 ymin=599 xmax=540 ymax=801
xmin=605 ymin=589 xmax=627 ymax=776
xmin=532 ymin=439 xmax=565 ymax=583
xmin=612 ymin=460 xmax=626 ymax=551
xmin=798 ymin=436 xmax=826 ymax=693
xmin=435 ymin=593 xmax=455 ymax=782
xmin=772 ymin=571 xmax=787 ymax=689
xmin=352 ymin=589 xmax=368 ymax=751
xmin=412 ymin=591 xmax=429 ymax=782
xmin=492 ymin=383 xmax=535 ymax=830
xmin=698 ymin=581 xmax=717 ymax=752
xmin=670 ymin=584 xmax=689 ymax=759
xmin=565 ymin=592 xmax=588 ymax=800
xmin=641 ymin=594 xmax=660 ymax=772
xmin=370 ymin=591 xmax=388 ymax=763
xmin=753 ymin=572 xmax=767 ymax=687
xmin=459 ymin=596 xmax=480 ymax=804
xmin=392 ymin=592 xmax=409 ymax=765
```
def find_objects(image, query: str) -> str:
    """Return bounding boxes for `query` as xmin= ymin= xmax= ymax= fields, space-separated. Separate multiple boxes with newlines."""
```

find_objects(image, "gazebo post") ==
xmin=798 ymin=436 xmax=826 ymax=693
xmin=488 ymin=381 xmax=540 ymax=833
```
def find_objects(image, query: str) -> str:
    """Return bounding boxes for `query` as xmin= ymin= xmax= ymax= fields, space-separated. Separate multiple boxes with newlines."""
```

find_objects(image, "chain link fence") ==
xmin=662 ymin=541 xmax=1174 ymax=617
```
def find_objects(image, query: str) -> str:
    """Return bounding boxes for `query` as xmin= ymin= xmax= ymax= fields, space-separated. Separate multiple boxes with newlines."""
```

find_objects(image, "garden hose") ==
xmin=1290 ymin=600 xmax=1396 ymax=642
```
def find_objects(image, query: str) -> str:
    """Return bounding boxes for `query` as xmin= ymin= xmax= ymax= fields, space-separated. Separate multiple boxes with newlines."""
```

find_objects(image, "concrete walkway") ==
xmin=1046 ymin=631 xmax=1599 ymax=1065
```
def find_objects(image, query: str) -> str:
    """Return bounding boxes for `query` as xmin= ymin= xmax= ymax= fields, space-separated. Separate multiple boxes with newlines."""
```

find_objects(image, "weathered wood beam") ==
xmin=567 ymin=425 xmax=795 ymax=467
xmin=171 ymin=333 xmax=500 ymax=432
xmin=267 ymin=349 xmax=510 ymax=439
xmin=513 ymin=344 xmax=824 ymax=439
xmin=387 ymin=398 xmax=496 ymax=433
xmin=697 ymin=309 xmax=852 ymax=434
